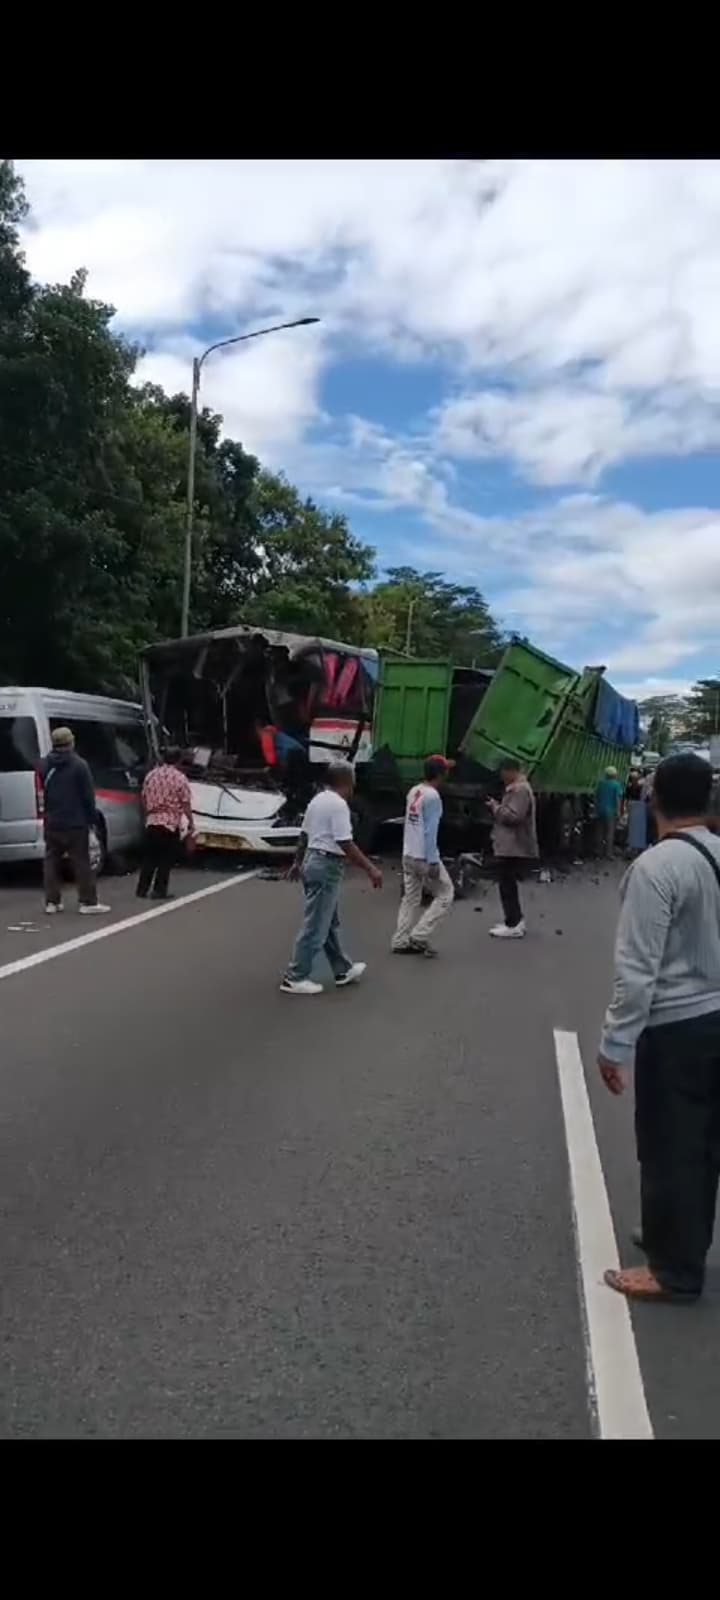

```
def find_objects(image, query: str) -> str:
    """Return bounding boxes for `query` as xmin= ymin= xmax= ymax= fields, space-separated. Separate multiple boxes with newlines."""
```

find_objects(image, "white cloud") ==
xmin=17 ymin=158 xmax=720 ymax=473
xmin=13 ymin=159 xmax=720 ymax=688
xmin=614 ymin=678 xmax=694 ymax=704
xmin=133 ymin=325 xmax=325 ymax=463
xmin=470 ymin=497 xmax=720 ymax=676
xmin=432 ymin=382 xmax=720 ymax=486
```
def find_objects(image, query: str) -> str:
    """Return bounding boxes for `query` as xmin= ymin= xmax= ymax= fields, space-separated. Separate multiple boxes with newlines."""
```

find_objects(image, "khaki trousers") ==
xmin=392 ymin=857 xmax=454 ymax=950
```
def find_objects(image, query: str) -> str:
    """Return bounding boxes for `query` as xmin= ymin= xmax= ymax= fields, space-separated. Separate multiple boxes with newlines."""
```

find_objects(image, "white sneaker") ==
xmin=280 ymin=978 xmax=323 ymax=995
xmin=45 ymin=902 xmax=63 ymax=915
xmin=79 ymin=902 xmax=112 ymax=916
xmin=489 ymin=920 xmax=526 ymax=939
xmin=335 ymin=961 xmax=367 ymax=987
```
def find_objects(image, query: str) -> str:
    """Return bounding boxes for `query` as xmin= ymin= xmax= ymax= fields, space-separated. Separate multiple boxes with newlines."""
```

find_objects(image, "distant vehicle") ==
xmin=641 ymin=750 xmax=661 ymax=773
xmin=0 ymin=688 xmax=147 ymax=872
xmin=667 ymin=740 xmax=706 ymax=758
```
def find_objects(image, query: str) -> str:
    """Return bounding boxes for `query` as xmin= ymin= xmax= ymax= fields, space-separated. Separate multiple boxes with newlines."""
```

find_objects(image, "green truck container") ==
xmin=357 ymin=639 xmax=635 ymax=851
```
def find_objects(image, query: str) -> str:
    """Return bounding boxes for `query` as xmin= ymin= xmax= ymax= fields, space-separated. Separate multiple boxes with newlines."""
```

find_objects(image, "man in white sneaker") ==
xmin=39 ymin=726 xmax=111 ymax=917
xmin=281 ymin=762 xmax=382 ymax=995
xmin=392 ymin=755 xmax=454 ymax=958
xmin=487 ymin=758 xmax=538 ymax=939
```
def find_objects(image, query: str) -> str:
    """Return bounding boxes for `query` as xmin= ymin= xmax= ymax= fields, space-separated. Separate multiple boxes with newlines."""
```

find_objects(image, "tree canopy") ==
xmin=639 ymin=685 xmax=720 ymax=752
xmin=0 ymin=159 xmax=503 ymax=695
xmin=357 ymin=567 xmax=504 ymax=666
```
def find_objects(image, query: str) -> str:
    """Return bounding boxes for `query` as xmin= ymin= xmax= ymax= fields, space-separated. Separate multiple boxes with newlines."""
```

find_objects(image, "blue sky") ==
xmin=17 ymin=158 xmax=720 ymax=703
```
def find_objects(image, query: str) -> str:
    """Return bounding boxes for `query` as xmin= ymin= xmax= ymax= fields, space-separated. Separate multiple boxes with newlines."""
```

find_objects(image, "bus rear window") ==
xmin=0 ymin=717 xmax=40 ymax=773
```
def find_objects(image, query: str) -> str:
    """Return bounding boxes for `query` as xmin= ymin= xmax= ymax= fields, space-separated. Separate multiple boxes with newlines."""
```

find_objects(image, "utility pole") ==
xmin=181 ymin=316 xmax=320 ymax=638
xmin=404 ymin=598 xmax=416 ymax=656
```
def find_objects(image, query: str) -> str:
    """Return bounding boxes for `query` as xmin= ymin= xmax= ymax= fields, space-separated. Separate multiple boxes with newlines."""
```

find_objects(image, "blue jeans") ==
xmin=285 ymin=851 xmax=353 ymax=982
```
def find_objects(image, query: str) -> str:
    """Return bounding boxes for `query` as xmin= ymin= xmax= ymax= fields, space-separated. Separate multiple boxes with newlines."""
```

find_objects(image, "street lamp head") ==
xmin=293 ymin=317 xmax=321 ymax=326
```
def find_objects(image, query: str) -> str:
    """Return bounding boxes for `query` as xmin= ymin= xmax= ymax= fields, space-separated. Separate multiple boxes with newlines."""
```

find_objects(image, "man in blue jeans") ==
xmin=281 ymin=762 xmax=383 ymax=996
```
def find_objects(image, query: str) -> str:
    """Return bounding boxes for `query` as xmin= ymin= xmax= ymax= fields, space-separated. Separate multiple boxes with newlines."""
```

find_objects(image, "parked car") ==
xmin=0 ymin=688 xmax=148 ymax=872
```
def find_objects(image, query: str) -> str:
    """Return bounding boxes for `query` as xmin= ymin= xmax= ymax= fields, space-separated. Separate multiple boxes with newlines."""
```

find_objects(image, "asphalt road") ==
xmin=0 ymin=858 xmax=718 ymax=1438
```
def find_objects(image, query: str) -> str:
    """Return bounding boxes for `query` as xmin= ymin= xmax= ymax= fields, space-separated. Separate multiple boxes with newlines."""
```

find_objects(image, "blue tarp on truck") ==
xmin=593 ymin=678 xmax=639 ymax=752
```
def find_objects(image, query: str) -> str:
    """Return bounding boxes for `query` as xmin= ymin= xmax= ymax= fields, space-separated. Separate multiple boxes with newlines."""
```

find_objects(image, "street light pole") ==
xmin=181 ymin=356 xmax=201 ymax=640
xmin=404 ymin=598 xmax=416 ymax=657
xmin=180 ymin=316 xmax=320 ymax=638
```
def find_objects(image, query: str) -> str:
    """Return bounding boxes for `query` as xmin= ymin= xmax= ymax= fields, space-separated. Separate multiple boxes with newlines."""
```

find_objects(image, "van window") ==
xmin=0 ymin=716 xmax=40 ymax=772
xmin=112 ymin=723 xmax=148 ymax=771
xmin=48 ymin=716 xmax=146 ymax=789
xmin=49 ymin=718 xmax=117 ymax=773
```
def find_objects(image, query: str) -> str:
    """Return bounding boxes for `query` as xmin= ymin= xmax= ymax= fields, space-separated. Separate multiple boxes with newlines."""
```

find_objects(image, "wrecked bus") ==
xmin=139 ymin=625 xmax=379 ymax=855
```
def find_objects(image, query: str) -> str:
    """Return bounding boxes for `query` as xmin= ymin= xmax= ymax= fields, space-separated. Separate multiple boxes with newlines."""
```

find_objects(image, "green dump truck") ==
xmin=354 ymin=638 xmax=638 ymax=853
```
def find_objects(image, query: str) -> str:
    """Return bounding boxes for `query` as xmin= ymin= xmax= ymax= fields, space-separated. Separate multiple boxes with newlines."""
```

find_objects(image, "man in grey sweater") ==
xmin=598 ymin=753 xmax=720 ymax=1303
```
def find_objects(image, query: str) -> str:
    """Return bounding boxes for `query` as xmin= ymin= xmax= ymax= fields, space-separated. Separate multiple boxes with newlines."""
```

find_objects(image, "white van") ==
xmin=0 ymin=688 xmax=148 ymax=872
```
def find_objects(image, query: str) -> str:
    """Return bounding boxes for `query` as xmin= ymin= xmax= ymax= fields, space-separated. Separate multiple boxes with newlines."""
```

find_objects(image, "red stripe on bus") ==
xmin=96 ymin=789 xmax=139 ymax=805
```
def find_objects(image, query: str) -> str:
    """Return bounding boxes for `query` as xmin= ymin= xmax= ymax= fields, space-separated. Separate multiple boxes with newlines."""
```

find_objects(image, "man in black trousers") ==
xmin=137 ymin=747 xmax=195 ymax=901
xmin=598 ymin=753 xmax=720 ymax=1303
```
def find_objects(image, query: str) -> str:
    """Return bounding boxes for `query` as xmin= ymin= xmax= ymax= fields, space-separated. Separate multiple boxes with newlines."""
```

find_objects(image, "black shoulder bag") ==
xmin=663 ymin=831 xmax=720 ymax=891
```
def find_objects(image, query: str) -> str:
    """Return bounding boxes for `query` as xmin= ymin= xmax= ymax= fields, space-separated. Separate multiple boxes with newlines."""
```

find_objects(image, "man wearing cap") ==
xmin=595 ymin=765 xmax=624 ymax=859
xmin=392 ymin=755 xmax=454 ymax=958
xmin=487 ymin=758 xmax=538 ymax=939
xmin=39 ymin=727 xmax=110 ymax=916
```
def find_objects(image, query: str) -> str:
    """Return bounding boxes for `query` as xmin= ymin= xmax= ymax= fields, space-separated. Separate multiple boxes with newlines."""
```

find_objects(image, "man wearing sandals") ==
xmin=598 ymin=753 xmax=720 ymax=1304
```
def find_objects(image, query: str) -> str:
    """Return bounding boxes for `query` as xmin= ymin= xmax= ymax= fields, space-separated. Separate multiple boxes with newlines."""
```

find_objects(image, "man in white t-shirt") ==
xmin=392 ymin=755 xmax=454 ymax=958
xmin=281 ymin=762 xmax=383 ymax=995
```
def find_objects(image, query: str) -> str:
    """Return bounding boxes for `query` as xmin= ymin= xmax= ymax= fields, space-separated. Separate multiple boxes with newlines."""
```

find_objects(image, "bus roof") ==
xmin=141 ymin=624 xmax=379 ymax=664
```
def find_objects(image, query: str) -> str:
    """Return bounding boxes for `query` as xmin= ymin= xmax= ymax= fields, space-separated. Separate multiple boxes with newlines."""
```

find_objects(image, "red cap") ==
xmin=427 ymin=753 xmax=454 ymax=770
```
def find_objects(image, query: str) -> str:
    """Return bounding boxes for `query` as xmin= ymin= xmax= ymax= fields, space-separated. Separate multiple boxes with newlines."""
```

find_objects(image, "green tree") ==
xmin=0 ymin=160 xmax=376 ymax=691
xmin=359 ymin=567 xmax=504 ymax=665
xmin=685 ymin=679 xmax=720 ymax=740
xmin=638 ymin=693 xmax=694 ymax=753
xmin=0 ymin=159 xmax=504 ymax=695
xmin=135 ymin=387 xmax=375 ymax=639
xmin=0 ymin=217 xmax=143 ymax=690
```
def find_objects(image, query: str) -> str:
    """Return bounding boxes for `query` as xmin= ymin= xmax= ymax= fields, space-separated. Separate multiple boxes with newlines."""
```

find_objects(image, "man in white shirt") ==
xmin=281 ymin=762 xmax=382 ymax=995
xmin=392 ymin=755 xmax=454 ymax=958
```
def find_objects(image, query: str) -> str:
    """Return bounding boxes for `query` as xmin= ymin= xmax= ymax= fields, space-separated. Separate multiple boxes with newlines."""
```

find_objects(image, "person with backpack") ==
xmin=598 ymin=753 xmax=720 ymax=1304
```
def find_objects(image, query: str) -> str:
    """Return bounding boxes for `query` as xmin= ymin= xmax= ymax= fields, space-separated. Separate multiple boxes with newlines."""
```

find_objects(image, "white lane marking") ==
xmin=553 ymin=1028 xmax=653 ymax=1442
xmin=0 ymin=871 xmax=258 ymax=985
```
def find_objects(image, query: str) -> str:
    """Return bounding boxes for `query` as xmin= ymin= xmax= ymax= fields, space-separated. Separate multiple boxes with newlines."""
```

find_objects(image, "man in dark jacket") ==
xmin=39 ymin=726 xmax=110 ymax=915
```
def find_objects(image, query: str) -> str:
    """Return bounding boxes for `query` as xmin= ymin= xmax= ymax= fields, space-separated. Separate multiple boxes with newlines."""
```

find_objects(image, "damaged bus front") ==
xmin=139 ymin=626 xmax=379 ymax=856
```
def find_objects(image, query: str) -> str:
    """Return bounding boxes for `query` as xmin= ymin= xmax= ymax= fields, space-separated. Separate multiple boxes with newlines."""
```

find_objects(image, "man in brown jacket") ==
xmin=487 ymin=758 xmax=539 ymax=939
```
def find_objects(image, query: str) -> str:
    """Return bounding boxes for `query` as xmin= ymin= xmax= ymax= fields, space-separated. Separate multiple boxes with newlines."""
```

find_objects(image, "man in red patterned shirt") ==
xmin=136 ymin=747 xmax=195 ymax=901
